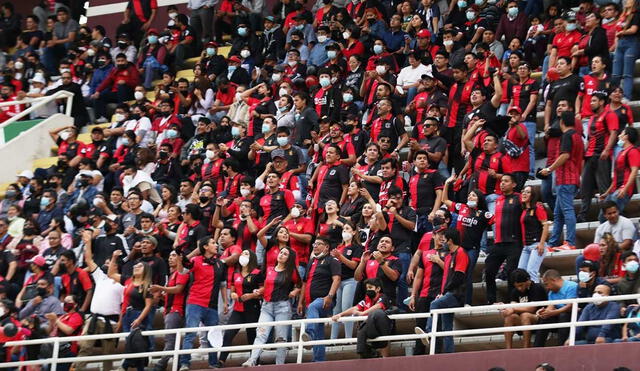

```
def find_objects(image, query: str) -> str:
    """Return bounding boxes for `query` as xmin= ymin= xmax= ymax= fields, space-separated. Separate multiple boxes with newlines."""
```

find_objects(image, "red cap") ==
xmin=27 ymin=255 xmax=46 ymax=267
xmin=416 ymin=29 xmax=431 ymax=39
xmin=147 ymin=28 xmax=159 ymax=35
xmin=508 ymin=106 xmax=522 ymax=114
xmin=206 ymin=41 xmax=218 ymax=48
xmin=227 ymin=55 xmax=242 ymax=64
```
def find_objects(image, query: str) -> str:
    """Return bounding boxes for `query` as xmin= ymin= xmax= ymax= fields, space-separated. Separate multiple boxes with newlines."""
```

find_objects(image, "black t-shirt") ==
xmin=0 ymin=250 xmax=15 ymax=278
xmin=451 ymin=202 xmax=493 ymax=250
xmin=383 ymin=207 xmax=417 ymax=254
xmin=509 ymin=282 xmax=547 ymax=306
xmin=417 ymin=135 xmax=447 ymax=169
xmin=548 ymin=74 xmax=581 ymax=111
xmin=465 ymin=102 xmax=498 ymax=129
xmin=122 ymin=255 xmax=168 ymax=285
xmin=317 ymin=163 xmax=349 ymax=208
xmin=493 ymin=193 xmax=523 ymax=245
xmin=304 ymin=256 xmax=341 ymax=303
xmin=336 ymin=243 xmax=363 ymax=280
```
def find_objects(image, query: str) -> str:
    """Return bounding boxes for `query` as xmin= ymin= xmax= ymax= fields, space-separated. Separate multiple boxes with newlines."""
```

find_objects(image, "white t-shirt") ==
xmin=396 ymin=63 xmax=430 ymax=92
xmin=124 ymin=117 xmax=154 ymax=148
xmin=594 ymin=216 xmax=637 ymax=245
xmin=89 ymin=267 xmax=124 ymax=316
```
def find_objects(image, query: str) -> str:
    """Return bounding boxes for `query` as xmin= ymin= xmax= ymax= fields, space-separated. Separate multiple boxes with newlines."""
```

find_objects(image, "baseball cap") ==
xmin=227 ymin=55 xmax=241 ymax=64
xmin=142 ymin=236 xmax=158 ymax=246
xmin=508 ymin=106 xmax=522 ymax=114
xmin=27 ymin=256 xmax=46 ymax=267
xmin=18 ymin=170 xmax=33 ymax=179
xmin=271 ymin=149 xmax=286 ymax=160
xmin=417 ymin=29 xmax=431 ymax=39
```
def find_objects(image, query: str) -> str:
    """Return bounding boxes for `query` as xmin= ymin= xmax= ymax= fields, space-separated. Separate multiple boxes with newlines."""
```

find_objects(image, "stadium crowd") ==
xmin=1 ymin=0 xmax=640 ymax=369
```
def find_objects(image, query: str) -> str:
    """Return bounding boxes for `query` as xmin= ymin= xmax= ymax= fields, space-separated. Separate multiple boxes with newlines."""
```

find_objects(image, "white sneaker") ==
xmin=241 ymin=359 xmax=256 ymax=367
xmin=414 ymin=327 xmax=429 ymax=346
xmin=300 ymin=332 xmax=312 ymax=349
xmin=95 ymin=116 xmax=108 ymax=123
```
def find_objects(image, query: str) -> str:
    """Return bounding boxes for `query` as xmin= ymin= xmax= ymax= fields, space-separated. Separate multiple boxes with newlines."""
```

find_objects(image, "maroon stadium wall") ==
xmin=222 ymin=343 xmax=639 ymax=371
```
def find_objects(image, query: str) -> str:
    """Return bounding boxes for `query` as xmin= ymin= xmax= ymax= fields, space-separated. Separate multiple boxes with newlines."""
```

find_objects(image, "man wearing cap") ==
xmin=91 ymin=54 xmax=141 ymax=121
xmin=412 ymin=29 xmax=439 ymax=66
xmin=123 ymin=235 xmax=168 ymax=286
xmin=201 ymin=42 xmax=228 ymax=81
xmin=287 ymin=13 xmax=317 ymax=45
xmin=110 ymin=33 xmax=137 ymax=63
xmin=227 ymin=55 xmax=251 ymax=86
xmin=260 ymin=16 xmax=286 ymax=62
xmin=63 ymin=170 xmax=98 ymax=213
xmin=308 ymin=26 xmax=332 ymax=68
xmin=504 ymin=105 xmax=531 ymax=191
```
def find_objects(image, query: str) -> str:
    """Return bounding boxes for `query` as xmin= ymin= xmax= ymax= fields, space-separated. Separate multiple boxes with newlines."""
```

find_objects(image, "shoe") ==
xmin=179 ymin=365 xmax=190 ymax=371
xmin=552 ymin=241 xmax=575 ymax=251
xmin=414 ymin=327 xmax=429 ymax=346
xmin=300 ymin=332 xmax=313 ymax=350
xmin=479 ymin=250 xmax=487 ymax=259
xmin=241 ymin=360 xmax=256 ymax=367
xmin=95 ymin=116 xmax=108 ymax=123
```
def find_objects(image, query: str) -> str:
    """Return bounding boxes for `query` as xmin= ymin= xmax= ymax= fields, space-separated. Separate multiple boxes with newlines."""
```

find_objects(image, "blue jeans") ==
xmin=306 ymin=297 xmax=334 ymax=362
xmin=464 ymin=248 xmax=479 ymax=305
xmin=517 ymin=242 xmax=546 ymax=283
xmin=425 ymin=292 xmax=461 ymax=353
xmin=549 ymin=184 xmax=577 ymax=246
xmin=405 ymin=87 xmax=418 ymax=105
xmin=331 ymin=278 xmax=357 ymax=339
xmin=180 ymin=304 xmax=220 ymax=367
xmin=524 ymin=121 xmax=537 ymax=176
xmin=541 ymin=172 xmax=556 ymax=207
xmin=397 ymin=252 xmax=412 ymax=312
xmin=612 ymin=37 xmax=640 ymax=100
xmin=246 ymin=301 xmax=291 ymax=365
xmin=614 ymin=336 xmax=640 ymax=342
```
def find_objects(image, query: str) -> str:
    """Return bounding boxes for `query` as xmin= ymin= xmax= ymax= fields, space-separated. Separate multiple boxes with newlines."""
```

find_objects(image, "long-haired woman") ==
xmin=257 ymin=218 xmax=290 ymax=268
xmin=242 ymin=247 xmax=301 ymax=367
xmin=108 ymin=251 xmax=153 ymax=371
xmin=517 ymin=185 xmax=550 ymax=283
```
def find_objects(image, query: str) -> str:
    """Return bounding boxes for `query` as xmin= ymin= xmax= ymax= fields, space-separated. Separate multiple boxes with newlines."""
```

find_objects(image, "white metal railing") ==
xmin=2 ymin=294 xmax=639 ymax=370
xmin=0 ymin=91 xmax=74 ymax=144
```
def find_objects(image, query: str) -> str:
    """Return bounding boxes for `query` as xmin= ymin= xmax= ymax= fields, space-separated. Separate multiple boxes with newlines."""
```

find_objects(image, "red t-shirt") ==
xmin=552 ymin=30 xmax=582 ymax=57
xmin=613 ymin=146 xmax=640 ymax=196
xmin=165 ymin=269 xmax=189 ymax=315
xmin=284 ymin=217 xmax=314 ymax=265
xmin=505 ymin=123 xmax=530 ymax=172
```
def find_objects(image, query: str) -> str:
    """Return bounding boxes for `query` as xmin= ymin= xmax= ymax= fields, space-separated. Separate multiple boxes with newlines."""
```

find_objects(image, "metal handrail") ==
xmin=2 ymin=294 xmax=639 ymax=370
xmin=0 ymin=91 xmax=74 ymax=129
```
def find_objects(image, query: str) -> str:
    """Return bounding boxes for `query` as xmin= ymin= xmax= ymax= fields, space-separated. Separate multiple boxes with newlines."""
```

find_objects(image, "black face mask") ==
xmin=432 ymin=216 xmax=444 ymax=226
xmin=0 ymin=94 xmax=8 ymax=100
xmin=199 ymin=196 xmax=210 ymax=204
xmin=130 ymin=113 xmax=141 ymax=120
xmin=37 ymin=287 xmax=48 ymax=297
xmin=179 ymin=89 xmax=189 ymax=96
xmin=117 ymin=41 xmax=127 ymax=49
xmin=161 ymin=110 xmax=171 ymax=117
xmin=57 ymin=159 xmax=67 ymax=168
xmin=80 ymin=178 xmax=90 ymax=187
xmin=104 ymin=223 xmax=113 ymax=233
xmin=47 ymin=181 xmax=58 ymax=189
xmin=365 ymin=289 xmax=377 ymax=299
xmin=23 ymin=227 xmax=36 ymax=236
xmin=96 ymin=59 xmax=107 ymax=67
xmin=117 ymin=63 xmax=127 ymax=70
xmin=159 ymin=151 xmax=169 ymax=160
xmin=290 ymin=40 xmax=301 ymax=47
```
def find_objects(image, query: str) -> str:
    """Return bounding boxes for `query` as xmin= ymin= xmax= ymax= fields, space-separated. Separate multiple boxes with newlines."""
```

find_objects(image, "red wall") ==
xmin=243 ymin=343 xmax=639 ymax=371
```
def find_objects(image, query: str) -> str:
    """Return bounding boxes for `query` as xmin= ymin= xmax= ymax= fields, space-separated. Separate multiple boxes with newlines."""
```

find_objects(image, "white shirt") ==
xmin=124 ymin=117 xmax=154 ymax=148
xmin=90 ymin=268 xmax=124 ymax=316
xmin=594 ymin=216 xmax=637 ymax=245
xmin=396 ymin=63 xmax=430 ymax=92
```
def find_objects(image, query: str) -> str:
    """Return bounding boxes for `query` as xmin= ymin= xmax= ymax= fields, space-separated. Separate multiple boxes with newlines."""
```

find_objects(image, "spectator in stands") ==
xmin=138 ymin=29 xmax=167 ymax=90
xmin=18 ymin=276 xmax=62 ymax=323
xmin=577 ymin=260 xmax=609 ymax=304
xmin=333 ymin=277 xmax=393 ymax=358
xmin=615 ymin=251 xmax=640 ymax=296
xmin=594 ymin=201 xmax=637 ymax=252
xmin=354 ymin=235 xmax=401 ymax=305
xmin=118 ymin=0 xmax=157 ymax=46
xmin=242 ymin=247 xmax=300 ymax=367
xmin=517 ymin=185 xmax=549 ymax=283
xmin=415 ymin=228 xmax=468 ymax=353
xmin=44 ymin=294 xmax=84 ymax=370
xmin=56 ymin=249 xmax=94 ymax=313
xmin=612 ymin=0 xmax=640 ymax=101
xmin=615 ymin=299 xmax=640 ymax=342
xmin=91 ymin=53 xmax=141 ymax=123
xmin=540 ymin=111 xmax=583 ymax=251
xmin=41 ymin=7 xmax=78 ymax=75
xmin=571 ymin=284 xmax=620 ymax=344
xmin=0 ymin=3 xmax=21 ymax=50
xmin=501 ymin=269 xmax=547 ymax=349
xmin=534 ymin=269 xmax=578 ymax=347
xmin=299 ymin=237 xmax=341 ymax=362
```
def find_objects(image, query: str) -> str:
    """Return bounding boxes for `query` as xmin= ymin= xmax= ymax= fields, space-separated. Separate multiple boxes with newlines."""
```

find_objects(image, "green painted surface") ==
xmin=2 ymin=119 xmax=43 ymax=142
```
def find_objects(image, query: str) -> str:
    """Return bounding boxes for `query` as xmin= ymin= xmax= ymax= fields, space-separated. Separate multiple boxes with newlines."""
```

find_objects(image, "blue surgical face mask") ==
xmin=228 ymin=65 xmax=237 ymax=74
xmin=166 ymin=129 xmax=178 ymax=139
xmin=231 ymin=127 xmax=241 ymax=137
xmin=238 ymin=27 xmax=248 ymax=36
xmin=277 ymin=137 xmax=289 ymax=146
xmin=458 ymin=0 xmax=467 ymax=8
xmin=262 ymin=123 xmax=271 ymax=134
xmin=295 ymin=24 xmax=304 ymax=30
xmin=373 ymin=44 xmax=383 ymax=55
xmin=475 ymin=0 xmax=484 ymax=5
xmin=206 ymin=47 xmax=216 ymax=56
xmin=625 ymin=260 xmax=639 ymax=273
xmin=147 ymin=35 xmax=158 ymax=44
xmin=343 ymin=93 xmax=353 ymax=102
xmin=566 ymin=22 xmax=577 ymax=31
xmin=618 ymin=139 xmax=625 ymax=147
xmin=466 ymin=11 xmax=476 ymax=21
xmin=327 ymin=50 xmax=337 ymax=59
xmin=319 ymin=77 xmax=331 ymax=88
xmin=578 ymin=271 xmax=592 ymax=283
xmin=40 ymin=197 xmax=50 ymax=208
xmin=122 ymin=138 xmax=130 ymax=146
xmin=507 ymin=7 xmax=518 ymax=17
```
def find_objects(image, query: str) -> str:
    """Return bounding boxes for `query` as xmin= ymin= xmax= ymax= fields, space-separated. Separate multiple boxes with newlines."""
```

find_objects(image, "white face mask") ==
xmin=342 ymin=31 xmax=351 ymax=40
xmin=317 ymin=35 xmax=328 ymax=43
xmin=272 ymin=73 xmax=282 ymax=82
xmin=443 ymin=40 xmax=454 ymax=46
xmin=239 ymin=255 xmax=250 ymax=266
xmin=14 ymin=61 xmax=24 ymax=70
xmin=291 ymin=207 xmax=301 ymax=218
xmin=0 ymin=307 xmax=5 ymax=317
xmin=134 ymin=91 xmax=144 ymax=100
xmin=240 ymin=50 xmax=251 ymax=58
xmin=206 ymin=150 xmax=215 ymax=159
xmin=30 ymin=87 xmax=42 ymax=94
xmin=169 ymin=12 xmax=178 ymax=19
xmin=86 ymin=49 xmax=95 ymax=57
xmin=287 ymin=60 xmax=298 ymax=67
xmin=114 ymin=113 xmax=125 ymax=122
xmin=240 ymin=188 xmax=251 ymax=197
xmin=235 ymin=92 xmax=243 ymax=101
xmin=592 ymin=292 xmax=605 ymax=306
xmin=279 ymin=88 xmax=288 ymax=97
xmin=59 ymin=131 xmax=70 ymax=141
xmin=93 ymin=198 xmax=104 ymax=207
xmin=467 ymin=200 xmax=477 ymax=208
xmin=342 ymin=231 xmax=353 ymax=241
xmin=376 ymin=65 xmax=387 ymax=75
